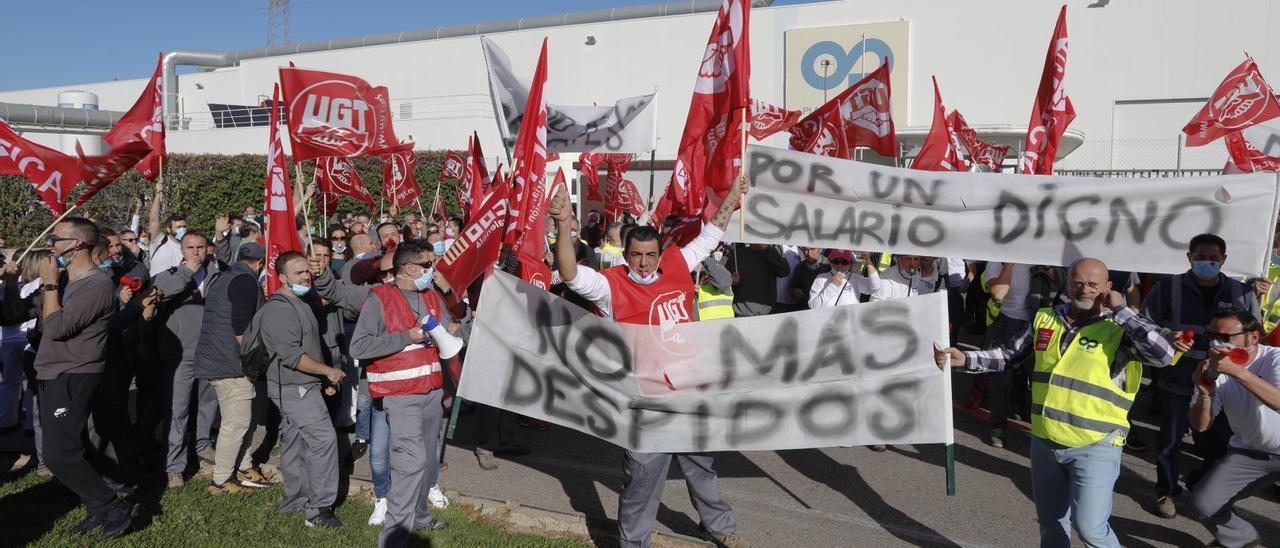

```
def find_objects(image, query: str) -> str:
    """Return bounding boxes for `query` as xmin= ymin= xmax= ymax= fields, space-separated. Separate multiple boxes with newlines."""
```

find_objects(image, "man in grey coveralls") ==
xmin=259 ymin=251 xmax=347 ymax=528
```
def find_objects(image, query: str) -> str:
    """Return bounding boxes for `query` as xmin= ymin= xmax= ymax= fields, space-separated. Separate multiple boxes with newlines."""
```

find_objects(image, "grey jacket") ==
xmin=260 ymin=290 xmax=326 ymax=387
xmin=153 ymin=259 xmax=223 ymax=364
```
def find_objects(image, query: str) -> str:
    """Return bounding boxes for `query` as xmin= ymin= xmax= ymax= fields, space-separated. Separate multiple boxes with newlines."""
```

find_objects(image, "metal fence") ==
xmin=1054 ymin=136 xmax=1229 ymax=173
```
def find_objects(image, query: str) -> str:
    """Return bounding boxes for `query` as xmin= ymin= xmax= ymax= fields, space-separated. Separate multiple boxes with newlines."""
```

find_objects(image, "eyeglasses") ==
xmin=1204 ymin=330 xmax=1246 ymax=342
xmin=47 ymin=235 xmax=82 ymax=246
xmin=121 ymin=238 xmax=138 ymax=243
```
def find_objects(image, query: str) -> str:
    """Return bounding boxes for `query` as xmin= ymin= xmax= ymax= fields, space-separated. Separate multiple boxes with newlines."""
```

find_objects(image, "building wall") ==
xmin=2 ymin=0 xmax=1274 ymax=174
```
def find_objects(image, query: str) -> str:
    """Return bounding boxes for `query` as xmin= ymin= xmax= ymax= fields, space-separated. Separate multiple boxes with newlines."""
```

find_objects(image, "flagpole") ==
xmin=430 ymin=179 xmax=443 ymax=222
xmin=298 ymin=162 xmax=312 ymax=256
xmin=860 ymin=33 xmax=867 ymax=80
xmin=16 ymin=204 xmax=80 ymax=266
xmin=738 ymin=106 xmax=748 ymax=241
xmin=313 ymin=163 xmax=325 ymax=235
xmin=414 ymin=197 xmax=428 ymax=226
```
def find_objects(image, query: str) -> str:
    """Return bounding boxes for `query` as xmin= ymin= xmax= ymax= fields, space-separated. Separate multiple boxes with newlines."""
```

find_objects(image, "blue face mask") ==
xmin=289 ymin=281 xmax=311 ymax=297
xmin=173 ymin=227 xmax=187 ymax=240
xmin=96 ymin=259 xmax=113 ymax=272
xmin=414 ymin=268 xmax=434 ymax=291
xmin=1191 ymin=260 xmax=1221 ymax=279
xmin=334 ymin=245 xmax=348 ymax=254
xmin=1272 ymin=251 xmax=1280 ymax=265
xmin=570 ymin=231 xmax=578 ymax=239
xmin=433 ymin=241 xmax=446 ymax=255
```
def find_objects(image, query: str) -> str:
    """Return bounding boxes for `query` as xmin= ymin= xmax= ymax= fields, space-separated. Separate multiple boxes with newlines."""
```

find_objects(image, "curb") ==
xmin=450 ymin=491 xmax=713 ymax=547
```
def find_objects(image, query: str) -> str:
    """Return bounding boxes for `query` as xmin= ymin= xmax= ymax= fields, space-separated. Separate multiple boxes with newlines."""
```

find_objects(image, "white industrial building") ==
xmin=0 ymin=0 xmax=1267 ymax=199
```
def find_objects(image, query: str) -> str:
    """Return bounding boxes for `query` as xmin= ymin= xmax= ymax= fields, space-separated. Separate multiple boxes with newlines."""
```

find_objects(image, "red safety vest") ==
xmin=364 ymin=284 xmax=443 ymax=398
xmin=600 ymin=246 xmax=695 ymax=326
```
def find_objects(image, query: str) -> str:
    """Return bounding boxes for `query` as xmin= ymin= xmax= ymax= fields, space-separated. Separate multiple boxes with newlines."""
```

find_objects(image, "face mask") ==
xmin=712 ymin=251 xmax=723 ymax=262
xmin=308 ymin=227 xmax=316 ymax=236
xmin=902 ymin=267 xmax=919 ymax=277
xmin=1191 ymin=260 xmax=1221 ymax=279
xmin=569 ymin=231 xmax=578 ymax=239
xmin=433 ymin=241 xmax=446 ymax=255
xmin=334 ymin=245 xmax=348 ymax=254
xmin=445 ymin=228 xmax=456 ymax=238
xmin=1272 ymin=251 xmax=1279 ymax=265
xmin=55 ymin=246 xmax=79 ymax=268
xmin=628 ymin=269 xmax=660 ymax=285
xmin=289 ymin=281 xmax=311 ymax=297
xmin=401 ymin=268 xmax=434 ymax=291
xmin=173 ymin=227 xmax=187 ymax=240
xmin=806 ymin=261 xmax=822 ymax=271
xmin=96 ymin=259 xmax=113 ymax=272
xmin=355 ymin=252 xmax=366 ymax=259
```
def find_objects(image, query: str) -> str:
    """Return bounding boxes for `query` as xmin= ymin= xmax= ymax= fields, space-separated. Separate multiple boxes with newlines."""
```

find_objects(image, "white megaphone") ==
xmin=422 ymin=314 xmax=464 ymax=360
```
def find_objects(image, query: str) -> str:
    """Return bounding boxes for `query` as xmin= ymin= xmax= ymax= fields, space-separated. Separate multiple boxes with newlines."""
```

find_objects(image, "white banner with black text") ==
xmin=457 ymin=271 xmax=954 ymax=453
xmin=726 ymin=145 xmax=1280 ymax=277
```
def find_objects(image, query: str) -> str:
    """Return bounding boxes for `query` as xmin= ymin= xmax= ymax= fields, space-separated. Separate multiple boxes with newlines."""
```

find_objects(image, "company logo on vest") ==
xmin=649 ymin=290 xmax=694 ymax=356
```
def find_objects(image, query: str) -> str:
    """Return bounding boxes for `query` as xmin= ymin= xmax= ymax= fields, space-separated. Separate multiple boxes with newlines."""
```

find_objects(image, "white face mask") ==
xmin=712 ymin=251 xmax=723 ymax=262
xmin=628 ymin=269 xmax=660 ymax=285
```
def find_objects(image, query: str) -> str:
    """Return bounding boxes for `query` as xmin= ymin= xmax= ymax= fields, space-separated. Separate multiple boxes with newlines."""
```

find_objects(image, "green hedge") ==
xmin=0 ymin=151 xmax=464 ymax=244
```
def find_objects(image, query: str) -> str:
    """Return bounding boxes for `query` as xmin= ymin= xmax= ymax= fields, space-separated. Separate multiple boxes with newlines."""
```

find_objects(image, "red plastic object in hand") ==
xmin=120 ymin=275 xmax=143 ymax=292
xmin=1228 ymin=348 xmax=1249 ymax=365
xmin=1177 ymin=330 xmax=1195 ymax=345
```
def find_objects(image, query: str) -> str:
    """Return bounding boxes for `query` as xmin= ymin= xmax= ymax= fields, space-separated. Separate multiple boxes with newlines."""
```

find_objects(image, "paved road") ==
xmin=422 ymin=376 xmax=1280 ymax=547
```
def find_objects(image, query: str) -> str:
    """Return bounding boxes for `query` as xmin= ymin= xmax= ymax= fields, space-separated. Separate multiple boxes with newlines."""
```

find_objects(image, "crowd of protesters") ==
xmin=0 ymin=172 xmax=1278 ymax=548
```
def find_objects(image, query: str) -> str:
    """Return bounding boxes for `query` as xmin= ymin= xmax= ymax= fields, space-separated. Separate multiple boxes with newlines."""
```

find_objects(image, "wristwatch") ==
xmin=41 ymin=283 xmax=58 ymax=292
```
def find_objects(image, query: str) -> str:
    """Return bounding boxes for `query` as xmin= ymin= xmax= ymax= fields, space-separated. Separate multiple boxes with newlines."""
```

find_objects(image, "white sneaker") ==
xmin=368 ymin=497 xmax=388 ymax=526
xmin=428 ymin=485 xmax=449 ymax=509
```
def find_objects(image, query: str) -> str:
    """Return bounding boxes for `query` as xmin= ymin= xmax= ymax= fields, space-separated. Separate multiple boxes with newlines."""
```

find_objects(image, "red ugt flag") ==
xmin=263 ymin=84 xmax=303 ymax=295
xmin=655 ymin=0 xmax=751 ymax=222
xmin=948 ymin=110 xmax=1010 ymax=171
xmin=441 ymin=150 xmax=465 ymax=180
xmin=1225 ymin=129 xmax=1280 ymax=172
xmin=103 ymin=52 xmax=165 ymax=180
xmin=315 ymin=156 xmax=375 ymax=207
xmin=517 ymin=168 xmax=566 ymax=292
xmin=504 ymin=38 xmax=551 ymax=251
xmin=579 ymin=152 xmax=602 ymax=201
xmin=279 ymin=67 xmax=399 ymax=162
xmin=788 ymin=61 xmax=896 ymax=158
xmin=913 ymin=77 xmax=967 ymax=172
xmin=461 ymin=133 xmax=491 ymax=222
xmin=1020 ymin=6 xmax=1075 ymax=175
xmin=1183 ymin=57 xmax=1280 ymax=147
xmin=380 ymin=143 xmax=421 ymax=207
xmin=748 ymin=99 xmax=801 ymax=140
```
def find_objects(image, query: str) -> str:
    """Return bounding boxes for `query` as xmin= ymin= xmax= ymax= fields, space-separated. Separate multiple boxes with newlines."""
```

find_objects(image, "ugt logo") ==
xmin=1077 ymin=336 xmax=1101 ymax=350
xmin=801 ymin=38 xmax=894 ymax=91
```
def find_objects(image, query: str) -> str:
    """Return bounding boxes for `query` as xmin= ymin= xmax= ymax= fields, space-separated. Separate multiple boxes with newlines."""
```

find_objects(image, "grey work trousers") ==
xmin=164 ymin=359 xmax=218 ymax=474
xmin=378 ymin=390 xmax=444 ymax=548
xmin=268 ymin=382 xmax=338 ymax=520
xmin=1188 ymin=448 xmax=1280 ymax=547
xmin=618 ymin=450 xmax=735 ymax=548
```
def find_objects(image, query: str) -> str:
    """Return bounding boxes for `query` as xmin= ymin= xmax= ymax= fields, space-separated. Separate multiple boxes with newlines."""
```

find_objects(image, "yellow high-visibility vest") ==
xmin=1030 ymin=308 xmax=1142 ymax=448
xmin=695 ymin=282 xmax=735 ymax=321
xmin=1261 ymin=262 xmax=1280 ymax=333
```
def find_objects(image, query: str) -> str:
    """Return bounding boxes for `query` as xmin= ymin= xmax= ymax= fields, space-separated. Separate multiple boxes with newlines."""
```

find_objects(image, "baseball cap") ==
xmin=238 ymin=242 xmax=266 ymax=260
xmin=828 ymin=249 xmax=854 ymax=262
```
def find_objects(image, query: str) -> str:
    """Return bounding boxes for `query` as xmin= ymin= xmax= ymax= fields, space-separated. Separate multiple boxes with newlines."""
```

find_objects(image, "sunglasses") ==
xmin=47 ymin=235 xmax=83 ymax=246
xmin=121 ymin=237 xmax=138 ymax=243
xmin=830 ymin=259 xmax=851 ymax=265
xmin=1204 ymin=331 xmax=1246 ymax=342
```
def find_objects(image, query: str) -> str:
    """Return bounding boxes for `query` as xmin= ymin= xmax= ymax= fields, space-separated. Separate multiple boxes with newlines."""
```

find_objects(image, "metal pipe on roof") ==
xmin=161 ymin=0 xmax=774 ymax=128
xmin=0 ymin=101 xmax=123 ymax=133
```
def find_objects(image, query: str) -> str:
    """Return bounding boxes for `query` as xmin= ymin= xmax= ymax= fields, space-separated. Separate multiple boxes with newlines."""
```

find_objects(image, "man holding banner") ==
xmin=936 ymin=258 xmax=1174 ymax=548
xmin=548 ymin=174 xmax=748 ymax=548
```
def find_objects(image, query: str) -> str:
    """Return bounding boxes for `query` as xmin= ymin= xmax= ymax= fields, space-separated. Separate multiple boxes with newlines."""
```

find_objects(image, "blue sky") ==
xmin=1 ymin=0 xmax=804 ymax=91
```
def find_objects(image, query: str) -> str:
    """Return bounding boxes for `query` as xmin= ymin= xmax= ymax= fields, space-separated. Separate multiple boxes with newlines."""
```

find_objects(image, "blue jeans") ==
xmin=370 ymin=399 xmax=391 ymax=499
xmin=1031 ymin=431 xmax=1123 ymax=548
xmin=1155 ymin=389 xmax=1190 ymax=497
xmin=355 ymin=377 xmax=372 ymax=441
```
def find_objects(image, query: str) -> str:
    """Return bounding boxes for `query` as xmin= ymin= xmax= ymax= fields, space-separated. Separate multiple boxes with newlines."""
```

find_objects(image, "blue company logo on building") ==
xmin=800 ymin=38 xmax=894 ymax=90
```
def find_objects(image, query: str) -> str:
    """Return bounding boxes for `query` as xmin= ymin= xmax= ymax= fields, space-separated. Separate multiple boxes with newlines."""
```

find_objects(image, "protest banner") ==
xmin=481 ymin=37 xmax=657 ymax=154
xmin=726 ymin=145 xmax=1280 ymax=277
xmin=457 ymin=271 xmax=954 ymax=453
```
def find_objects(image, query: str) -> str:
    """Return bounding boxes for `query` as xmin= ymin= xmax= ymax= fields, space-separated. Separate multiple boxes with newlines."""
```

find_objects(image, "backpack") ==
xmin=239 ymin=302 xmax=275 ymax=380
